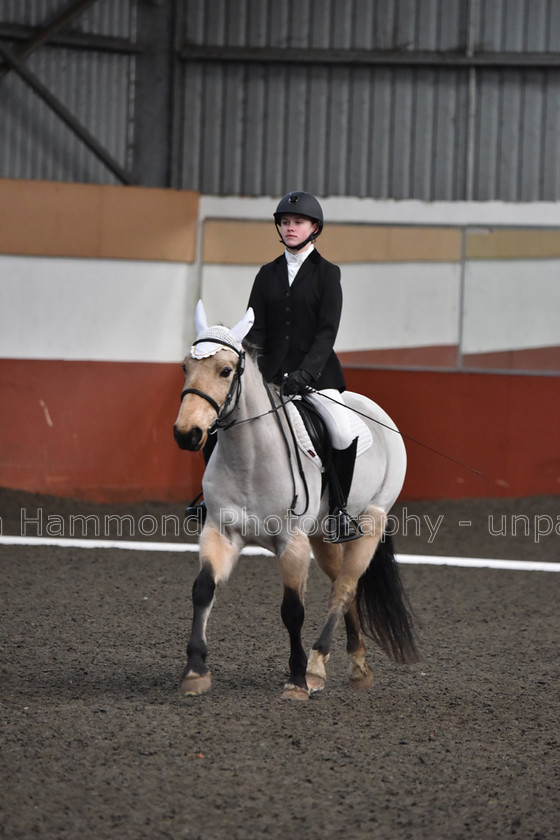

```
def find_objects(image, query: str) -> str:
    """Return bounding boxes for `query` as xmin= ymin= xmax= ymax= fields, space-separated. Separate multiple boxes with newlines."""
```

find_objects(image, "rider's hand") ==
xmin=282 ymin=369 xmax=313 ymax=395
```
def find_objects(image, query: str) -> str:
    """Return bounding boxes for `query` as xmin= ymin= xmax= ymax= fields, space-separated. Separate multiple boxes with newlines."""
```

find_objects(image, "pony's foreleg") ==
xmin=181 ymin=526 xmax=239 ymax=696
xmin=278 ymin=532 xmax=311 ymax=701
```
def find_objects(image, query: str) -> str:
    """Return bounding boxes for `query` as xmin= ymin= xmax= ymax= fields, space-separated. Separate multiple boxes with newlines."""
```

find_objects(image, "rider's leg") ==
xmin=306 ymin=390 xmax=363 ymax=543
xmin=306 ymin=389 xmax=353 ymax=449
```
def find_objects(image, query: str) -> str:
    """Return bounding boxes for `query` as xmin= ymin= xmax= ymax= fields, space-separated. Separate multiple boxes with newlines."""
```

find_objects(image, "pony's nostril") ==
xmin=190 ymin=427 xmax=203 ymax=447
xmin=174 ymin=425 xmax=203 ymax=451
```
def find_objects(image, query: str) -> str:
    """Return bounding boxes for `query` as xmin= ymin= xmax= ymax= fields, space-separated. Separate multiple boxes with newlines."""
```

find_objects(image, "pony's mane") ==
xmin=242 ymin=340 xmax=261 ymax=362
xmin=241 ymin=341 xmax=274 ymax=391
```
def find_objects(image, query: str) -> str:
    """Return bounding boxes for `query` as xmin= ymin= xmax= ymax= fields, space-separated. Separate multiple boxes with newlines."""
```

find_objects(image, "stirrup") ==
xmin=326 ymin=508 xmax=363 ymax=543
xmin=184 ymin=492 xmax=207 ymax=527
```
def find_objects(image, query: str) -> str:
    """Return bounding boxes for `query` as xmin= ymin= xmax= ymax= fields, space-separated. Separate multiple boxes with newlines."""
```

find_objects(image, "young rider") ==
xmin=245 ymin=190 xmax=361 ymax=542
xmin=186 ymin=191 xmax=361 ymax=542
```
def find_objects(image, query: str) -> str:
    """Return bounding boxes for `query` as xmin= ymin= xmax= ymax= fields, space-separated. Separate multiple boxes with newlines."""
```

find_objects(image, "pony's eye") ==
xmin=220 ymin=367 xmax=233 ymax=378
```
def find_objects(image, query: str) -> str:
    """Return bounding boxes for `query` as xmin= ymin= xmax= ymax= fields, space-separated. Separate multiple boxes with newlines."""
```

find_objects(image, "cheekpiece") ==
xmin=190 ymin=325 xmax=243 ymax=359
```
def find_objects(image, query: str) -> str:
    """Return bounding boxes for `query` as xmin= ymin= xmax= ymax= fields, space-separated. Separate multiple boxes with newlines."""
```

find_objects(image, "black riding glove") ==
xmin=282 ymin=369 xmax=313 ymax=395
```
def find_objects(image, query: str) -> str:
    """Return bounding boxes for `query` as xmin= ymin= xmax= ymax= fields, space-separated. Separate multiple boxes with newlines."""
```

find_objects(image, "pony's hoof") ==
xmin=306 ymin=649 xmax=328 ymax=694
xmin=181 ymin=671 xmax=212 ymax=696
xmin=281 ymin=682 xmax=310 ymax=701
xmin=306 ymin=672 xmax=326 ymax=694
xmin=348 ymin=667 xmax=374 ymax=690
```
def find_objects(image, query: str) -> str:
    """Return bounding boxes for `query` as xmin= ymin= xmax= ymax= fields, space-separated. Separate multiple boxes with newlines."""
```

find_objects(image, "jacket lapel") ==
xmin=274 ymin=254 xmax=289 ymax=289
xmin=290 ymin=248 xmax=319 ymax=289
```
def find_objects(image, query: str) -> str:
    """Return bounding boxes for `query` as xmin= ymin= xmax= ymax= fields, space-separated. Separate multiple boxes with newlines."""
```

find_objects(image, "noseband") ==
xmin=180 ymin=338 xmax=245 ymax=431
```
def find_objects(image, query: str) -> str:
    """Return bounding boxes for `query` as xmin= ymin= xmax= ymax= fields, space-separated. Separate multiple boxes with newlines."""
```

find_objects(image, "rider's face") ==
xmin=279 ymin=214 xmax=318 ymax=252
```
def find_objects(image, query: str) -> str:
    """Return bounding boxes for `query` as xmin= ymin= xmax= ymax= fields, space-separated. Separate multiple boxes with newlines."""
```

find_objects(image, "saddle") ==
xmin=284 ymin=393 xmax=373 ymax=473
xmin=292 ymin=398 xmax=331 ymax=468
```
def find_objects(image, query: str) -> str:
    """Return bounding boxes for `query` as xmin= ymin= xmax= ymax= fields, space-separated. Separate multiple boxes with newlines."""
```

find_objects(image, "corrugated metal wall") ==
xmin=0 ymin=0 xmax=137 ymax=184
xmin=179 ymin=60 xmax=469 ymax=199
xmin=472 ymin=0 xmax=560 ymax=200
xmin=177 ymin=0 xmax=560 ymax=199
xmin=178 ymin=0 xmax=471 ymax=198
xmin=1 ymin=0 xmax=559 ymax=199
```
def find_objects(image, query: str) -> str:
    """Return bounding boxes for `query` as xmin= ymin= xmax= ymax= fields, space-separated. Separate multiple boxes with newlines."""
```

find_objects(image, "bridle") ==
xmin=180 ymin=338 xmax=246 ymax=432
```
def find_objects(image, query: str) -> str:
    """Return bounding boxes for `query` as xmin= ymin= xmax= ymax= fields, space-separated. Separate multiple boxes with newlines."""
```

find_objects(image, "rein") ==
xmin=184 ymin=350 xmax=486 ymax=482
xmin=263 ymin=383 xmax=310 ymax=516
xmin=183 ymin=337 xmax=486 ymax=505
xmin=218 ymin=381 xmax=486 ymax=480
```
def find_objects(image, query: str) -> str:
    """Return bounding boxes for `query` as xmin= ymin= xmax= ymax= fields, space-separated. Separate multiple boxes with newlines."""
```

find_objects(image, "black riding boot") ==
xmin=326 ymin=437 xmax=363 ymax=543
xmin=184 ymin=436 xmax=217 ymax=528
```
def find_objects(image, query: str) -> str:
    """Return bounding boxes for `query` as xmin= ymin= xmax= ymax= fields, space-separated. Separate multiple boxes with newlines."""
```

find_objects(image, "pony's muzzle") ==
xmin=173 ymin=424 xmax=204 ymax=451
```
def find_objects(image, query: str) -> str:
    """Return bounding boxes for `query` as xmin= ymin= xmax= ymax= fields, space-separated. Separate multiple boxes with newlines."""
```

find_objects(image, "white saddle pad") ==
xmin=284 ymin=394 xmax=373 ymax=471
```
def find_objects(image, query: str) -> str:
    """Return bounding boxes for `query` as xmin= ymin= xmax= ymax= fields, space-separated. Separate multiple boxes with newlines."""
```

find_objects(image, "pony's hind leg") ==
xmin=278 ymin=532 xmax=311 ymax=701
xmin=181 ymin=525 xmax=239 ymax=696
xmin=344 ymin=602 xmax=374 ymax=689
xmin=308 ymin=538 xmax=373 ymax=691
xmin=306 ymin=538 xmax=342 ymax=693
xmin=309 ymin=506 xmax=387 ymax=691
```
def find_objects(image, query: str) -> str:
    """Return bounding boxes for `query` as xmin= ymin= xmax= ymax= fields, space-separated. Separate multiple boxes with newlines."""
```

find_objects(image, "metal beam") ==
xmin=0 ymin=0 xmax=100 ymax=79
xmin=0 ymin=39 xmax=135 ymax=185
xmin=179 ymin=44 xmax=560 ymax=70
xmin=0 ymin=23 xmax=142 ymax=56
xmin=132 ymin=0 xmax=178 ymax=187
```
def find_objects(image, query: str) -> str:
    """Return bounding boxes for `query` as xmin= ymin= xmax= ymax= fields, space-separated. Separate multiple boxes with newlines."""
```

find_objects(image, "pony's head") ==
xmin=173 ymin=301 xmax=254 ymax=451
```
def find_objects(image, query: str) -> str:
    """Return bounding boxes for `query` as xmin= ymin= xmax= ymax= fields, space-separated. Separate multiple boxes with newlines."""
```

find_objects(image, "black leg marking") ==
xmin=344 ymin=609 xmax=362 ymax=655
xmin=281 ymin=588 xmax=307 ymax=689
xmin=312 ymin=612 xmax=338 ymax=658
xmin=184 ymin=563 xmax=215 ymax=677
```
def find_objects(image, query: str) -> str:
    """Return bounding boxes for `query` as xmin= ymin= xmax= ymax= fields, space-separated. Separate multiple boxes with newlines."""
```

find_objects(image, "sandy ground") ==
xmin=1 ymin=488 xmax=559 ymax=839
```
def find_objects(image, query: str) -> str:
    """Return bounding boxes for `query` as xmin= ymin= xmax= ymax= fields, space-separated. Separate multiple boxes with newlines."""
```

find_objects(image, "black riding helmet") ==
xmin=274 ymin=191 xmax=324 ymax=250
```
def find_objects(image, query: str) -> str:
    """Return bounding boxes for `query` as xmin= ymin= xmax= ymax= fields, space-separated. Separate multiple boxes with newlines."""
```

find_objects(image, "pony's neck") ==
xmin=218 ymin=351 xmax=280 ymax=462
xmin=238 ymin=350 xmax=275 ymax=422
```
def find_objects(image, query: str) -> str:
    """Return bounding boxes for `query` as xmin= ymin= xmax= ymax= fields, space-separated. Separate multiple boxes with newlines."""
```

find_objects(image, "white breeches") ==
xmin=306 ymin=389 xmax=354 ymax=450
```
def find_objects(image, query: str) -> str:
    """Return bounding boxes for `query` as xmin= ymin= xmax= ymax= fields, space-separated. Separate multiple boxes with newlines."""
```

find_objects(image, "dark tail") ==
xmin=356 ymin=531 xmax=420 ymax=664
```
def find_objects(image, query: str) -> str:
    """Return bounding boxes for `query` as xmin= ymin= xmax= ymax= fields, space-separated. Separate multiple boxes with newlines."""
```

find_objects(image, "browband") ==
xmin=191 ymin=337 xmax=242 ymax=356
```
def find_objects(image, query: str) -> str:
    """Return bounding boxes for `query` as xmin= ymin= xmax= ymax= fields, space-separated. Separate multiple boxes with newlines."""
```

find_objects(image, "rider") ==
xmin=185 ymin=190 xmax=362 ymax=543
xmin=245 ymin=190 xmax=362 ymax=543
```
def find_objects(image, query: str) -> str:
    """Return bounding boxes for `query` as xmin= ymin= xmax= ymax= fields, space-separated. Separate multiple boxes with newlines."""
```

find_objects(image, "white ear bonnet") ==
xmin=190 ymin=301 xmax=255 ymax=359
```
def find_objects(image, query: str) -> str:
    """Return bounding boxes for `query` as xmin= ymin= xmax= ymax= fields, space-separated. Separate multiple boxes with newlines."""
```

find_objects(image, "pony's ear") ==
xmin=194 ymin=300 xmax=208 ymax=337
xmin=230 ymin=307 xmax=255 ymax=342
